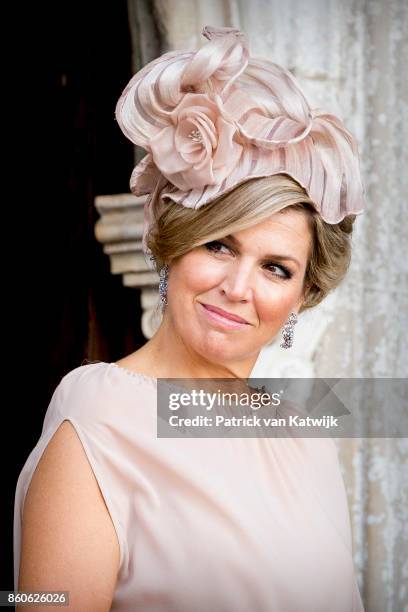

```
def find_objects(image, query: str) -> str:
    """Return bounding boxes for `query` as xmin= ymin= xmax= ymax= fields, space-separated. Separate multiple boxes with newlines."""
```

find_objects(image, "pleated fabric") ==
xmin=115 ymin=25 xmax=365 ymax=249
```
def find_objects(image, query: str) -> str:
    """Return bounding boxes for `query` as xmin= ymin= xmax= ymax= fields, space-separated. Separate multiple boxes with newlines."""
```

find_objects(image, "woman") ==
xmin=14 ymin=26 xmax=365 ymax=611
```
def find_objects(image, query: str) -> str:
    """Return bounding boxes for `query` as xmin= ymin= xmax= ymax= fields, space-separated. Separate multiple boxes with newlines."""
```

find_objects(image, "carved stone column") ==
xmin=94 ymin=193 xmax=162 ymax=339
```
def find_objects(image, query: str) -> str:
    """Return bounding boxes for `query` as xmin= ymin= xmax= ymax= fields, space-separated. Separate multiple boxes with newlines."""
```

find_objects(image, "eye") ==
xmin=263 ymin=263 xmax=293 ymax=279
xmin=204 ymin=240 xmax=231 ymax=255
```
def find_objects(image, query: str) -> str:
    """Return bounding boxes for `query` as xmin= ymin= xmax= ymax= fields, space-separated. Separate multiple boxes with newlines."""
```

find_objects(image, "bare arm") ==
xmin=17 ymin=420 xmax=120 ymax=611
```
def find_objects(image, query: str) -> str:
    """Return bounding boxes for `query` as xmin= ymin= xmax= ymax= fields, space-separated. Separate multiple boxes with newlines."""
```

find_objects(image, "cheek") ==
xmin=255 ymin=287 xmax=297 ymax=330
xmin=169 ymin=253 xmax=222 ymax=297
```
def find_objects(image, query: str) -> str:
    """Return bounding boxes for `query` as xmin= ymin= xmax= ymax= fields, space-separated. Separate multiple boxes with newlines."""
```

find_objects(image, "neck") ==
xmin=138 ymin=311 xmax=260 ymax=380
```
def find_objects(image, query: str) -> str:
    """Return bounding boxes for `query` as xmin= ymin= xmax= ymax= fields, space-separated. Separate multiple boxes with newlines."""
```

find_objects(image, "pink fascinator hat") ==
xmin=115 ymin=25 xmax=365 ymax=253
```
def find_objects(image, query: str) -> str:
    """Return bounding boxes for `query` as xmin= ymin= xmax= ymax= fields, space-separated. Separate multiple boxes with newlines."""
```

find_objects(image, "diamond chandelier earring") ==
xmin=280 ymin=312 xmax=298 ymax=349
xmin=149 ymin=255 xmax=169 ymax=309
xmin=158 ymin=263 xmax=169 ymax=308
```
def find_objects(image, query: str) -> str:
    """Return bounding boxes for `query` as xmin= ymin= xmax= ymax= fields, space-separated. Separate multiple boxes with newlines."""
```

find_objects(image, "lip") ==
xmin=198 ymin=302 xmax=251 ymax=329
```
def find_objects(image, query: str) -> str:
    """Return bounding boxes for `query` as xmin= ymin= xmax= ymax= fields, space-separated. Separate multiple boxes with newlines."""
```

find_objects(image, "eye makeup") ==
xmin=204 ymin=240 xmax=294 ymax=279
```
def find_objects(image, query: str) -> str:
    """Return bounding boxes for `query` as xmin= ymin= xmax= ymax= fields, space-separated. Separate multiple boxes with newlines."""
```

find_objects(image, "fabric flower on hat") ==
xmin=149 ymin=92 xmax=242 ymax=191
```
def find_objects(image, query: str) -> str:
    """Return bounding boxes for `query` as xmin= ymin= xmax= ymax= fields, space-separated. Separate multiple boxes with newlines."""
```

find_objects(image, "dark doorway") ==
xmin=5 ymin=1 xmax=143 ymax=594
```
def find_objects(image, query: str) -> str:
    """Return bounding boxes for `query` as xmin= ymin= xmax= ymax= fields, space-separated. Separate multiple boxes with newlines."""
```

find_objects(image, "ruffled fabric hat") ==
xmin=115 ymin=25 xmax=365 ymax=253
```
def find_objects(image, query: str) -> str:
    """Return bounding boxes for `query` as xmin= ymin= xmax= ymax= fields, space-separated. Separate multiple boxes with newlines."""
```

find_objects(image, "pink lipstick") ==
xmin=198 ymin=303 xmax=251 ymax=330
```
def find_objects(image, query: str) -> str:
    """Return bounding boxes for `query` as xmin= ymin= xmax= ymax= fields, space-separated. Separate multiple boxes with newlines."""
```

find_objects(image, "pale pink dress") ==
xmin=14 ymin=362 xmax=364 ymax=611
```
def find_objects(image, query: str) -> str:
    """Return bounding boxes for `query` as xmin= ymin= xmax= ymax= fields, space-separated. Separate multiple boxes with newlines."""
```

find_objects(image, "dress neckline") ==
xmin=107 ymin=361 xmax=158 ymax=387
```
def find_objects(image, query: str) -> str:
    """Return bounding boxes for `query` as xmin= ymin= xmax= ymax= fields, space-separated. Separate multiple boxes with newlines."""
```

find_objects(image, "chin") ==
xmin=197 ymin=334 xmax=249 ymax=363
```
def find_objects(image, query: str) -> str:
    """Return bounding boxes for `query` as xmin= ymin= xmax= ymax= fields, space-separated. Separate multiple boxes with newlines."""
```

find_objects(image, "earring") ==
xmin=158 ymin=264 xmax=169 ymax=307
xmin=280 ymin=312 xmax=298 ymax=349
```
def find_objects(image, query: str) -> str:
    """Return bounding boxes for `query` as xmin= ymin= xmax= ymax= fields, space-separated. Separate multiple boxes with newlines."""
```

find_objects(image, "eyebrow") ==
xmin=223 ymin=234 xmax=301 ymax=268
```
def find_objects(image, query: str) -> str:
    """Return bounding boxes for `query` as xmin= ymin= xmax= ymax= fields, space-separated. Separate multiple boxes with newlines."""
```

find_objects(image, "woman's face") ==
xmin=165 ymin=208 xmax=311 ymax=366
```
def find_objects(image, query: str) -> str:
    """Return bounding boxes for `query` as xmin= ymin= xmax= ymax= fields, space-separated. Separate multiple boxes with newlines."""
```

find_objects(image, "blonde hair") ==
xmin=147 ymin=174 xmax=356 ymax=313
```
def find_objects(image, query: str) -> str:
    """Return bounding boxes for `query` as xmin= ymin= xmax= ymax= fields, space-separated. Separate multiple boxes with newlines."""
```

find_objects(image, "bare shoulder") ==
xmin=18 ymin=420 xmax=120 ymax=612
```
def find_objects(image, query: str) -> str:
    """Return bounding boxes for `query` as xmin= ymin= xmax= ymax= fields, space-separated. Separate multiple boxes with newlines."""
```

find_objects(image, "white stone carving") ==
xmin=94 ymin=193 xmax=162 ymax=339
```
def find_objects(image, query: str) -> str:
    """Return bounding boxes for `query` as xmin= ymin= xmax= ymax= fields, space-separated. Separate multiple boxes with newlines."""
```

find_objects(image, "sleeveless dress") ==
xmin=14 ymin=362 xmax=364 ymax=611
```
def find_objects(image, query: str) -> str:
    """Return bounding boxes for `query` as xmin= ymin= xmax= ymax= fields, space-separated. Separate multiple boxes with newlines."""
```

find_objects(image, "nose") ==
xmin=218 ymin=261 xmax=254 ymax=302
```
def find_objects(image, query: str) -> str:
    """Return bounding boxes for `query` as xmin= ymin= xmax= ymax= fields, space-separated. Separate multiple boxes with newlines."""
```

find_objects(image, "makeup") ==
xmin=197 ymin=302 xmax=251 ymax=330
